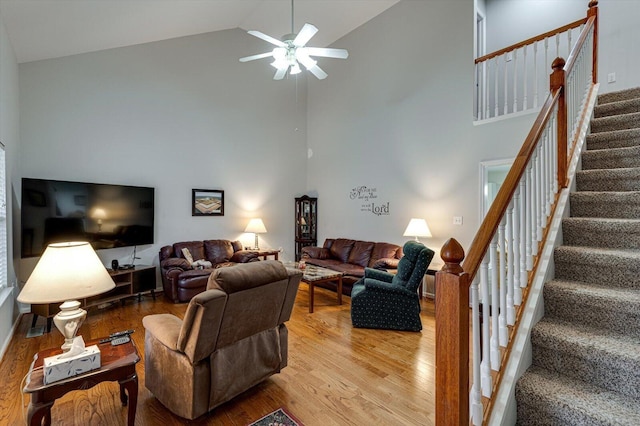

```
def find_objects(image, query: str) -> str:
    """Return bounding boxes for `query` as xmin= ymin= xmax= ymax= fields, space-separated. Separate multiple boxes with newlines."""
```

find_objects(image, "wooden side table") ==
xmin=23 ymin=337 xmax=140 ymax=426
xmin=249 ymin=249 xmax=280 ymax=260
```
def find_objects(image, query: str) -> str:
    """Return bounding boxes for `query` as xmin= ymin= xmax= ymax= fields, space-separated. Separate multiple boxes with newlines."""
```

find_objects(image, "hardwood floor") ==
xmin=0 ymin=286 xmax=436 ymax=425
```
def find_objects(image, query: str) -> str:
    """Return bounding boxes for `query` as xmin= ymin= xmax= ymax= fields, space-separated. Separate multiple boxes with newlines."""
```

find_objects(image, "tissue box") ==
xmin=43 ymin=345 xmax=101 ymax=384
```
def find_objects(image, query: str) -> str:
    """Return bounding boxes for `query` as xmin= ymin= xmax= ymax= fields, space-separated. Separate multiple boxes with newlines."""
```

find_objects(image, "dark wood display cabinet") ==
xmin=295 ymin=195 xmax=317 ymax=261
xmin=31 ymin=265 xmax=157 ymax=332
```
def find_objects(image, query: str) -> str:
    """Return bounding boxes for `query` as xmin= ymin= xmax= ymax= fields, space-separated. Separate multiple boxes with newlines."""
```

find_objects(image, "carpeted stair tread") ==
xmin=554 ymin=245 xmax=640 ymax=288
xmin=570 ymin=191 xmax=640 ymax=218
xmin=576 ymin=168 xmax=640 ymax=192
xmin=516 ymin=366 xmax=640 ymax=426
xmin=581 ymin=145 xmax=640 ymax=169
xmin=597 ymin=87 xmax=640 ymax=105
xmin=531 ymin=318 xmax=640 ymax=400
xmin=562 ymin=217 xmax=640 ymax=249
xmin=586 ymin=127 xmax=640 ymax=150
xmin=544 ymin=279 xmax=640 ymax=338
xmin=590 ymin=111 xmax=640 ymax=133
xmin=594 ymin=97 xmax=640 ymax=118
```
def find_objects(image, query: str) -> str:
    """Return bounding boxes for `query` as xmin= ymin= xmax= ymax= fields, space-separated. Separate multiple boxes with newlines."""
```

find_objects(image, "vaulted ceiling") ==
xmin=0 ymin=0 xmax=400 ymax=63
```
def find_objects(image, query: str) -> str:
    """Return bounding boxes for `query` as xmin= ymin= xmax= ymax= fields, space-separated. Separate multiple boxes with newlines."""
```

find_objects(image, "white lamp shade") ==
xmin=91 ymin=208 xmax=107 ymax=220
xmin=403 ymin=218 xmax=432 ymax=238
xmin=17 ymin=241 xmax=115 ymax=304
xmin=244 ymin=218 xmax=267 ymax=234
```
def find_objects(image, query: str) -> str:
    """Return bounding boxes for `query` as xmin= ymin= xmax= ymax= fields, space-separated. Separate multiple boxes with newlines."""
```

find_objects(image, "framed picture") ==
xmin=192 ymin=189 xmax=224 ymax=216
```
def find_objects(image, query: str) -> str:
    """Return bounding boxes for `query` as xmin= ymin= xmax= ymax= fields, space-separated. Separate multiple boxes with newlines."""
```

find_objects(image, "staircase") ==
xmin=515 ymin=87 xmax=640 ymax=425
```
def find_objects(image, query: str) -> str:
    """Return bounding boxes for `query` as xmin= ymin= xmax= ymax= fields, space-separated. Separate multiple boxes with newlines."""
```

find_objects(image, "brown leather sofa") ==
xmin=159 ymin=239 xmax=259 ymax=303
xmin=301 ymin=238 xmax=403 ymax=295
xmin=143 ymin=260 xmax=302 ymax=420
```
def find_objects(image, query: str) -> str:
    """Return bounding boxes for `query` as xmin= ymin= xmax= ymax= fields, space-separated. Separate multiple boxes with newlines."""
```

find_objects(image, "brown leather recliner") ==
xmin=143 ymin=260 xmax=302 ymax=420
xmin=159 ymin=239 xmax=259 ymax=303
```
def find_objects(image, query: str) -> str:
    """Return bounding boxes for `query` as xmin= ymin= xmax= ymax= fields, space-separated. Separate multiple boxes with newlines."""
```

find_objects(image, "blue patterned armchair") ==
xmin=350 ymin=240 xmax=434 ymax=331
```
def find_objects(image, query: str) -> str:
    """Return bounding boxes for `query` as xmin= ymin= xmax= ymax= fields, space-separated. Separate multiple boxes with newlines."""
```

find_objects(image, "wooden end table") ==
xmin=248 ymin=249 xmax=280 ymax=260
xmin=284 ymin=263 xmax=343 ymax=313
xmin=23 ymin=337 xmax=140 ymax=426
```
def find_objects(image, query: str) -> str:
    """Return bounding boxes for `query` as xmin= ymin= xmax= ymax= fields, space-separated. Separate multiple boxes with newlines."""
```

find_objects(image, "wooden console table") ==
xmin=31 ymin=265 xmax=157 ymax=333
xmin=23 ymin=337 xmax=140 ymax=426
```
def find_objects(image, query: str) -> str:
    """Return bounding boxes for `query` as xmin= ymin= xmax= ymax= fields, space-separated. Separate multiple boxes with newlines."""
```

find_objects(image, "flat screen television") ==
xmin=21 ymin=178 xmax=155 ymax=258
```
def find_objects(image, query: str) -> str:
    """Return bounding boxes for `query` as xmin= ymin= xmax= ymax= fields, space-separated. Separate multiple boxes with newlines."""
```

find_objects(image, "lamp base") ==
xmin=53 ymin=300 xmax=87 ymax=352
xmin=254 ymin=234 xmax=260 ymax=251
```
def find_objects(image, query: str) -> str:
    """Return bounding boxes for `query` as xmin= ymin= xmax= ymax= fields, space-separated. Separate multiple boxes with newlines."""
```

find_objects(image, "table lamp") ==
xmin=403 ymin=218 xmax=432 ymax=242
xmin=244 ymin=218 xmax=267 ymax=250
xmin=17 ymin=241 xmax=115 ymax=352
xmin=91 ymin=207 xmax=107 ymax=232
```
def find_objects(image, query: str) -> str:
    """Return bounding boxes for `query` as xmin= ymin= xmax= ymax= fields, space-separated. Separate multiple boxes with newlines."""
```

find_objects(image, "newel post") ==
xmin=551 ymin=57 xmax=568 ymax=188
xmin=435 ymin=238 xmax=469 ymax=426
xmin=588 ymin=0 xmax=599 ymax=84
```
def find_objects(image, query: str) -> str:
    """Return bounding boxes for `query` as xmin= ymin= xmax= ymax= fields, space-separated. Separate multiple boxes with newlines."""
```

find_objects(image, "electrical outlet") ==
xmin=607 ymin=72 xmax=616 ymax=83
xmin=453 ymin=216 xmax=463 ymax=225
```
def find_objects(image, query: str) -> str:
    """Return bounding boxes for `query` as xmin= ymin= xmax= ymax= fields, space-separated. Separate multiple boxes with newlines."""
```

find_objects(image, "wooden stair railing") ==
xmin=474 ymin=2 xmax=598 ymax=121
xmin=436 ymin=2 xmax=598 ymax=425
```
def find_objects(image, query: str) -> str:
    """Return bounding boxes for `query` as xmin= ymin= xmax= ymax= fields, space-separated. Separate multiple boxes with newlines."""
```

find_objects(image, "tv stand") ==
xmin=30 ymin=265 xmax=157 ymax=333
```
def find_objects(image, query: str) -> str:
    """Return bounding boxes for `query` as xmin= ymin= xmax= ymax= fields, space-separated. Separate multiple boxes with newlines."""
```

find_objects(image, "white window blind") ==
xmin=0 ymin=144 xmax=6 ymax=289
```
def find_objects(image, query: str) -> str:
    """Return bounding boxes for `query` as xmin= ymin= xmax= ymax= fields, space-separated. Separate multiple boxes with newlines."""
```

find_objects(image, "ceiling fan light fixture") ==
xmin=290 ymin=63 xmax=302 ymax=75
xmin=239 ymin=1 xmax=348 ymax=80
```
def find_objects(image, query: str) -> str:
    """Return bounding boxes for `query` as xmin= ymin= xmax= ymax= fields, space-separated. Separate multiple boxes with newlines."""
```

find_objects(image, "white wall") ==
xmin=598 ymin=0 xmax=640 ymax=93
xmin=306 ymin=0 xmax=534 ymax=265
xmin=0 ymin=11 xmax=21 ymax=356
xmin=485 ymin=0 xmax=640 ymax=94
xmin=19 ymin=28 xmax=308 ymax=281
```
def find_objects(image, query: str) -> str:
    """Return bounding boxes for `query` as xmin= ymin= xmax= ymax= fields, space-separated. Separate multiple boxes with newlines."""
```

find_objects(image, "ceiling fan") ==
xmin=239 ymin=0 xmax=349 ymax=80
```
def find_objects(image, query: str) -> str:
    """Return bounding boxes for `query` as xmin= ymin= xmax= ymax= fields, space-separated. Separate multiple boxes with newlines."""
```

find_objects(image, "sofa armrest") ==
xmin=371 ymin=257 xmax=400 ymax=270
xmin=363 ymin=267 xmax=393 ymax=282
xmin=230 ymin=250 xmax=259 ymax=263
xmin=363 ymin=278 xmax=415 ymax=297
xmin=143 ymin=314 xmax=183 ymax=351
xmin=302 ymin=246 xmax=330 ymax=259
xmin=161 ymin=257 xmax=191 ymax=270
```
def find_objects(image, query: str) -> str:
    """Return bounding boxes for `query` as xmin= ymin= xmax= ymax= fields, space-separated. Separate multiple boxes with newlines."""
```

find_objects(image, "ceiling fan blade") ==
xmin=239 ymin=52 xmax=274 ymax=62
xmin=273 ymin=67 xmax=288 ymax=80
xmin=293 ymin=23 xmax=318 ymax=47
xmin=307 ymin=64 xmax=328 ymax=80
xmin=248 ymin=30 xmax=286 ymax=47
xmin=303 ymin=47 xmax=349 ymax=59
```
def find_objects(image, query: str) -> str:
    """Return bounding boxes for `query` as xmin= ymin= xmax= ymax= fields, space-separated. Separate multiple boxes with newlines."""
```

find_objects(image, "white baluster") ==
xmin=555 ymin=33 xmax=560 ymax=59
xmin=523 ymin=45 xmax=528 ymax=111
xmin=544 ymin=37 xmax=549 ymax=98
xmin=499 ymin=218 xmax=508 ymax=346
xmin=513 ymin=186 xmax=522 ymax=305
xmin=506 ymin=201 xmax=515 ymax=325
xmin=504 ymin=53 xmax=509 ymax=115
xmin=480 ymin=256 xmax=492 ymax=397
xmin=533 ymin=41 xmax=539 ymax=108
xmin=544 ymin=128 xmax=552 ymax=217
xmin=494 ymin=57 xmax=499 ymax=118
xmin=536 ymin=143 xmax=543 ymax=242
xmin=470 ymin=277 xmax=483 ymax=411
xmin=519 ymin=177 xmax=528 ymax=291
xmin=531 ymin=146 xmax=540 ymax=255
xmin=490 ymin=234 xmax=500 ymax=370
xmin=526 ymin=162 xmax=534 ymax=270
xmin=484 ymin=60 xmax=489 ymax=120
xmin=513 ymin=49 xmax=518 ymax=112
xmin=552 ymin=109 xmax=558 ymax=194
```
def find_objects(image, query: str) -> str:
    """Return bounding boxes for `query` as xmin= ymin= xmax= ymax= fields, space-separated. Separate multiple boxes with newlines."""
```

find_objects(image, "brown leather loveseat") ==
xmin=143 ymin=260 xmax=302 ymax=419
xmin=301 ymin=238 xmax=403 ymax=295
xmin=159 ymin=239 xmax=259 ymax=303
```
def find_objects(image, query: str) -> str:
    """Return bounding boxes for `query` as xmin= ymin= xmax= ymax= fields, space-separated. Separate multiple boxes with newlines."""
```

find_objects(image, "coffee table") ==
xmin=284 ymin=262 xmax=343 ymax=313
xmin=23 ymin=337 xmax=140 ymax=426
